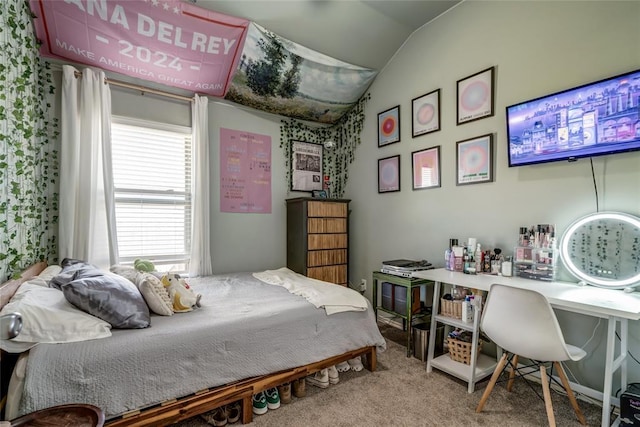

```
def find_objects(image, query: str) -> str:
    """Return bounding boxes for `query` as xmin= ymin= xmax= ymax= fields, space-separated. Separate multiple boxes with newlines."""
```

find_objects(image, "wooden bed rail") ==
xmin=105 ymin=345 xmax=377 ymax=426
xmin=0 ymin=262 xmax=47 ymax=309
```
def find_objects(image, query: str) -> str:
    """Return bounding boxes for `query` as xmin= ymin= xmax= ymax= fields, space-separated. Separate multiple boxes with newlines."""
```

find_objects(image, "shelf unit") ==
xmin=372 ymin=271 xmax=433 ymax=357
xmin=426 ymin=282 xmax=497 ymax=393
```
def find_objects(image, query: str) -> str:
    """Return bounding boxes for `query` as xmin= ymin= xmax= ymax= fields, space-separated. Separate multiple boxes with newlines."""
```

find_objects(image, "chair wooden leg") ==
xmin=554 ymin=361 xmax=586 ymax=425
xmin=540 ymin=365 xmax=556 ymax=427
xmin=476 ymin=352 xmax=509 ymax=413
xmin=507 ymin=354 xmax=519 ymax=392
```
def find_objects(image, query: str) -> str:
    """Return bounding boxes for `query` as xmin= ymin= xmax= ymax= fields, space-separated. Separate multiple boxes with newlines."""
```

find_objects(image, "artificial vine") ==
xmin=0 ymin=0 xmax=59 ymax=280
xmin=280 ymin=93 xmax=370 ymax=198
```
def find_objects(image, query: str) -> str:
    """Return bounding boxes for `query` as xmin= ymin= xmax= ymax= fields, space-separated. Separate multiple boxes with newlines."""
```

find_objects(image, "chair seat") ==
xmin=476 ymin=284 xmax=587 ymax=426
xmin=567 ymin=344 xmax=587 ymax=362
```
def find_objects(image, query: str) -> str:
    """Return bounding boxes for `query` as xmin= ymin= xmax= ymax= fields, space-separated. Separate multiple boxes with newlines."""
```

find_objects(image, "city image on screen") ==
xmin=506 ymin=69 xmax=640 ymax=167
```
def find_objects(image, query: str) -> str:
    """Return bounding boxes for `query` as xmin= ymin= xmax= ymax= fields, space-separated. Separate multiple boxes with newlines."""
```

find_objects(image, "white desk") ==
xmin=412 ymin=268 xmax=640 ymax=427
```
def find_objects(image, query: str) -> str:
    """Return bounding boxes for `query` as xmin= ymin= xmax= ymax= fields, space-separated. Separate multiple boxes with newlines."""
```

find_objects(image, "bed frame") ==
xmin=0 ymin=263 xmax=377 ymax=426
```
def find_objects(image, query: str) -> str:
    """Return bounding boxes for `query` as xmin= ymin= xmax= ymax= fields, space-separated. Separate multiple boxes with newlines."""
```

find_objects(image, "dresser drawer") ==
xmin=307 ymin=218 xmax=347 ymax=233
xmin=308 ymin=233 xmax=348 ymax=250
xmin=307 ymin=249 xmax=348 ymax=267
xmin=307 ymin=265 xmax=347 ymax=285
xmin=307 ymin=201 xmax=348 ymax=217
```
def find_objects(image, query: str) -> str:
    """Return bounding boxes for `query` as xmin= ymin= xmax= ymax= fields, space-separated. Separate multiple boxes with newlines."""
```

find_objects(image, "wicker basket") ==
xmin=440 ymin=298 xmax=462 ymax=319
xmin=447 ymin=337 xmax=482 ymax=365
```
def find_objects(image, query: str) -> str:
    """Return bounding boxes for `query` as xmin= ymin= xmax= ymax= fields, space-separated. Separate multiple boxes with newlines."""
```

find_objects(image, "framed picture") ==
xmin=412 ymin=89 xmax=441 ymax=137
xmin=456 ymin=133 xmax=494 ymax=186
xmin=291 ymin=140 xmax=323 ymax=192
xmin=378 ymin=105 xmax=400 ymax=147
xmin=457 ymin=66 xmax=495 ymax=125
xmin=312 ymin=190 xmax=328 ymax=198
xmin=378 ymin=155 xmax=401 ymax=193
xmin=412 ymin=146 xmax=441 ymax=190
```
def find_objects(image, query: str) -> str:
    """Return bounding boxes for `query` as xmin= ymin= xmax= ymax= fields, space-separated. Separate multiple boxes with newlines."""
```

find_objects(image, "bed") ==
xmin=0 ymin=262 xmax=386 ymax=426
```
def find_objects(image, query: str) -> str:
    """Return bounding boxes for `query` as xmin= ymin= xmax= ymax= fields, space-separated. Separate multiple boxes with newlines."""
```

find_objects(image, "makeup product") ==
xmin=474 ymin=243 xmax=483 ymax=273
xmin=502 ymin=256 xmax=513 ymax=277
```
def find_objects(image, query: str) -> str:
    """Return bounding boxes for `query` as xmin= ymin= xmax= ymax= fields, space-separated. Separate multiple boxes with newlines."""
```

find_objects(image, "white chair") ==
xmin=475 ymin=284 xmax=587 ymax=426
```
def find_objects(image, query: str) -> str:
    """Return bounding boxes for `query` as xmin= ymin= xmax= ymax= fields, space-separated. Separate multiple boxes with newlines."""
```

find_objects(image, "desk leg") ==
xmin=372 ymin=274 xmax=378 ymax=321
xmin=426 ymin=281 xmax=441 ymax=373
xmin=621 ymin=318 xmax=629 ymax=399
xmin=406 ymin=286 xmax=412 ymax=357
xmin=602 ymin=316 xmax=617 ymax=427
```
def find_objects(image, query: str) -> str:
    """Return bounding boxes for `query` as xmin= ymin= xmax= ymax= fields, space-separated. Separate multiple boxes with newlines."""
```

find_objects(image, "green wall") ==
xmin=0 ymin=0 xmax=58 ymax=281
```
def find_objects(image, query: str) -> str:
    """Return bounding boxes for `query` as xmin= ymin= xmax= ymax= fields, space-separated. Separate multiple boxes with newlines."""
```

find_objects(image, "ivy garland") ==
xmin=279 ymin=93 xmax=370 ymax=198
xmin=1 ymin=0 xmax=59 ymax=280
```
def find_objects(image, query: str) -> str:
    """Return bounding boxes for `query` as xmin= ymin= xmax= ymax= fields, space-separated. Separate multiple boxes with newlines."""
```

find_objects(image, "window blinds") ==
xmin=111 ymin=118 xmax=192 ymax=272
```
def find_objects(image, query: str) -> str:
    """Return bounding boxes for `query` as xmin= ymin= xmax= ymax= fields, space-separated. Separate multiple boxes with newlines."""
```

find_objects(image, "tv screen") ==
xmin=506 ymin=69 xmax=640 ymax=167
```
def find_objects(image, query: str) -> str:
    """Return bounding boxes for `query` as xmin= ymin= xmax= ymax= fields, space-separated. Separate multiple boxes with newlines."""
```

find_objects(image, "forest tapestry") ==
xmin=225 ymin=23 xmax=377 ymax=124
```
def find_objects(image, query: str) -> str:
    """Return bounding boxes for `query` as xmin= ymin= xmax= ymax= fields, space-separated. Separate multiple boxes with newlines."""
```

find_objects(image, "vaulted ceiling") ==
xmin=191 ymin=0 xmax=462 ymax=71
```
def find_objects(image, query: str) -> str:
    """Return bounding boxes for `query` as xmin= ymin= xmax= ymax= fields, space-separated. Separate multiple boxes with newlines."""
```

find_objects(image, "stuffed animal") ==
xmin=161 ymin=273 xmax=202 ymax=312
xmin=134 ymin=259 xmax=156 ymax=273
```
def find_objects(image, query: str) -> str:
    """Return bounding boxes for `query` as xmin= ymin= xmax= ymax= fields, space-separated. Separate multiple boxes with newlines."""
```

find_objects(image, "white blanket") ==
xmin=253 ymin=268 xmax=368 ymax=315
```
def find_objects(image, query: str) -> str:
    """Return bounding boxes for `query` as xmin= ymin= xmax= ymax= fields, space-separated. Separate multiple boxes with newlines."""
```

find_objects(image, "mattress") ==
xmin=16 ymin=272 xmax=386 ymax=419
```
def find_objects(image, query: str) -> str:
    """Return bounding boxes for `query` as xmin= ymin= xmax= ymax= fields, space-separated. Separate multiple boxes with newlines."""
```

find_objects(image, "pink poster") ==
xmin=220 ymin=128 xmax=271 ymax=213
xmin=29 ymin=0 xmax=249 ymax=97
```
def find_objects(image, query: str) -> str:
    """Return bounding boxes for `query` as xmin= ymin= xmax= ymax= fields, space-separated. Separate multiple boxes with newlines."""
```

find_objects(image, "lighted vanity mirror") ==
xmin=559 ymin=211 xmax=640 ymax=290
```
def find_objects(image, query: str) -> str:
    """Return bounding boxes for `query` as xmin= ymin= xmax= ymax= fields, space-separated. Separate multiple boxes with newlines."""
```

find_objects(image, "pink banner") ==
xmin=29 ymin=0 xmax=248 ymax=97
xmin=220 ymin=128 xmax=271 ymax=214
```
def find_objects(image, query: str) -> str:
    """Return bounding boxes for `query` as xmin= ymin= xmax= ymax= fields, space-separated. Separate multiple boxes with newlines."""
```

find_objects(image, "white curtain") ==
xmin=189 ymin=94 xmax=213 ymax=276
xmin=59 ymin=65 xmax=118 ymax=268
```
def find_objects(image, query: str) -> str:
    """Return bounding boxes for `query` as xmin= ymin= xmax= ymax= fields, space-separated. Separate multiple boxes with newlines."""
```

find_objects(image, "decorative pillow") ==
xmin=111 ymin=266 xmax=174 ymax=316
xmin=65 ymin=272 xmax=150 ymax=329
xmin=52 ymin=259 xmax=151 ymax=329
xmin=0 ymin=283 xmax=112 ymax=345
xmin=138 ymin=273 xmax=174 ymax=316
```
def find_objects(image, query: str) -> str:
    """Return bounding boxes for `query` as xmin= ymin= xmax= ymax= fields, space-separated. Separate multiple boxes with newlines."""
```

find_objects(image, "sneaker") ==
xmin=327 ymin=365 xmax=339 ymax=385
xmin=252 ymin=392 xmax=268 ymax=415
xmin=277 ymin=382 xmax=292 ymax=404
xmin=292 ymin=378 xmax=306 ymax=398
xmin=336 ymin=361 xmax=350 ymax=372
xmin=226 ymin=401 xmax=241 ymax=424
xmin=201 ymin=407 xmax=227 ymax=426
xmin=306 ymin=368 xmax=329 ymax=389
xmin=348 ymin=356 xmax=364 ymax=372
xmin=265 ymin=387 xmax=280 ymax=410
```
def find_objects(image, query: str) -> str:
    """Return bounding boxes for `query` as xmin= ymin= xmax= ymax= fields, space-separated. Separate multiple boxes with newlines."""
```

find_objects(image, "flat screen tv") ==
xmin=506 ymin=69 xmax=640 ymax=167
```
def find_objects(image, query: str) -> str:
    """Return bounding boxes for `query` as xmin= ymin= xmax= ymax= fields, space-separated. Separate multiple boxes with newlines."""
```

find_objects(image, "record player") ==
xmin=380 ymin=259 xmax=433 ymax=277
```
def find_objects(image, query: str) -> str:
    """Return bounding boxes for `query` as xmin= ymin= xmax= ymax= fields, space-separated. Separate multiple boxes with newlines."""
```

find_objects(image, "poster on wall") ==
xmin=29 ymin=0 xmax=249 ymax=97
xmin=220 ymin=128 xmax=271 ymax=213
xmin=291 ymin=141 xmax=323 ymax=192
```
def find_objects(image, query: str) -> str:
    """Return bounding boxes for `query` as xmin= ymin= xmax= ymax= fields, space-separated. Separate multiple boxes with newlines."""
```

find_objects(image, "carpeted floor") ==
xmin=175 ymin=323 xmax=604 ymax=426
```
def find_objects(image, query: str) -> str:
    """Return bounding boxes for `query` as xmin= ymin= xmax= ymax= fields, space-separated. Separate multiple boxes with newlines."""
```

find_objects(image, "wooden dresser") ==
xmin=286 ymin=198 xmax=350 ymax=286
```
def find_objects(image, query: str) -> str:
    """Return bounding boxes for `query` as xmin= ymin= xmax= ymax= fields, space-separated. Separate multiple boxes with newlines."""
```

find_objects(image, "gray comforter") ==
xmin=18 ymin=272 xmax=386 ymax=419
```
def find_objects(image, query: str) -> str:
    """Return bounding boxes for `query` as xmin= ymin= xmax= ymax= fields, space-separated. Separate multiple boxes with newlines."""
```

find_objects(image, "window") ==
xmin=111 ymin=117 xmax=192 ymax=272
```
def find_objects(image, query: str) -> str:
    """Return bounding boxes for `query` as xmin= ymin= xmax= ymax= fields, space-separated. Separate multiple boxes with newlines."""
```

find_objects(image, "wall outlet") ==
xmin=359 ymin=279 xmax=367 ymax=292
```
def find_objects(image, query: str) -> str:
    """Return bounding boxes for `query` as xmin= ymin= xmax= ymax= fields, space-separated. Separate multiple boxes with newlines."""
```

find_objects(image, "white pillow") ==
xmin=138 ymin=273 xmax=174 ymax=316
xmin=22 ymin=265 xmax=63 ymax=287
xmin=0 ymin=283 xmax=112 ymax=344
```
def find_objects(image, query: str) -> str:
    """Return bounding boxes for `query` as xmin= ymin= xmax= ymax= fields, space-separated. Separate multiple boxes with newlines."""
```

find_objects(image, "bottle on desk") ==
xmin=501 ymin=256 xmax=513 ymax=277
xmin=474 ymin=243 xmax=483 ymax=274
xmin=462 ymin=295 xmax=474 ymax=323
xmin=445 ymin=238 xmax=457 ymax=271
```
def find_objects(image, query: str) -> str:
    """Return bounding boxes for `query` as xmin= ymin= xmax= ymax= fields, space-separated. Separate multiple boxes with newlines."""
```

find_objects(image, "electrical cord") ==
xmin=581 ymin=317 xmax=602 ymax=351
xmin=616 ymin=331 xmax=640 ymax=365
xmin=590 ymin=157 xmax=599 ymax=212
